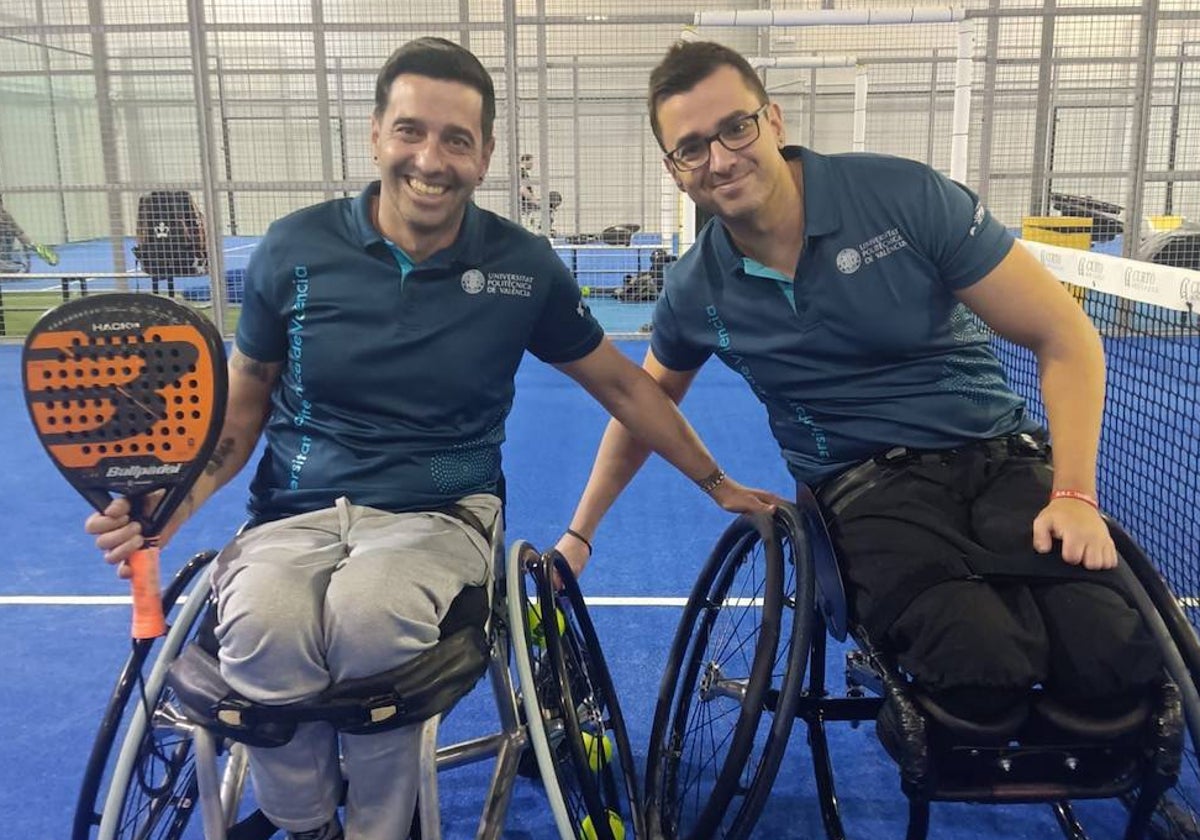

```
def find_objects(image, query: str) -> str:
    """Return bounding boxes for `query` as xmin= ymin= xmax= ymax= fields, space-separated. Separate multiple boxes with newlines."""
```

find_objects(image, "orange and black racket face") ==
xmin=22 ymin=293 xmax=228 ymax=534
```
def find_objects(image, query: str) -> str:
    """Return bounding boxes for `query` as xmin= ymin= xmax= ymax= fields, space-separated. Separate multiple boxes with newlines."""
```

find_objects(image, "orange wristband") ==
xmin=1050 ymin=489 xmax=1099 ymax=509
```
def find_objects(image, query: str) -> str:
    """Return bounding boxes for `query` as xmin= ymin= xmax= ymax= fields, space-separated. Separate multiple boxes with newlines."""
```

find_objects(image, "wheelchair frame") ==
xmin=73 ymin=525 xmax=641 ymax=840
xmin=645 ymin=495 xmax=1200 ymax=840
xmin=0 ymin=241 xmax=31 ymax=274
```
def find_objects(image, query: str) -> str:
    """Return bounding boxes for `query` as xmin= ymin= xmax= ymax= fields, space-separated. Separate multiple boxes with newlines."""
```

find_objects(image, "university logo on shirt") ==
xmin=461 ymin=269 xmax=486 ymax=294
xmin=836 ymin=248 xmax=862 ymax=275
xmin=461 ymin=268 xmax=535 ymax=297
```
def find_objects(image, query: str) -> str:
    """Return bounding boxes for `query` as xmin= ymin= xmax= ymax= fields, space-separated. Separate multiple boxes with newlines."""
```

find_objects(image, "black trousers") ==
xmin=816 ymin=437 xmax=1162 ymax=718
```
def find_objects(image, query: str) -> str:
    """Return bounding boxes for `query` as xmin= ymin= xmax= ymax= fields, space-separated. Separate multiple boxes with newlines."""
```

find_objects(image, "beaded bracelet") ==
xmin=696 ymin=467 xmax=726 ymax=494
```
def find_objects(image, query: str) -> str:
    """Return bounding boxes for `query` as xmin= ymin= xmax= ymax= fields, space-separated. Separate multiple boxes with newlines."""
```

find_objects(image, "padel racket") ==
xmin=32 ymin=242 xmax=60 ymax=266
xmin=22 ymin=293 xmax=227 ymax=639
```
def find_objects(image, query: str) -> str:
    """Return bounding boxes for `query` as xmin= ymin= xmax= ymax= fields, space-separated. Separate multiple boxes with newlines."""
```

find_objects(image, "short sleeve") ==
xmin=527 ymin=249 xmax=604 ymax=364
xmin=234 ymin=228 xmax=288 ymax=362
xmin=650 ymin=278 xmax=711 ymax=372
xmin=918 ymin=169 xmax=1014 ymax=290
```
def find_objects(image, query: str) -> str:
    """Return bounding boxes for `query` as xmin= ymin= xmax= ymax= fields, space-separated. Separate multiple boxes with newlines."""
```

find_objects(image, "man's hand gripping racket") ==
xmin=22 ymin=293 xmax=227 ymax=639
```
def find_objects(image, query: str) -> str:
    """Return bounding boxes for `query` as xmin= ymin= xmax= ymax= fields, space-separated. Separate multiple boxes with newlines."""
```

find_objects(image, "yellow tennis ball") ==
xmin=581 ymin=809 xmax=626 ymax=840
xmin=526 ymin=600 xmax=566 ymax=646
xmin=581 ymin=730 xmax=614 ymax=773
xmin=581 ymin=285 xmax=591 ymax=297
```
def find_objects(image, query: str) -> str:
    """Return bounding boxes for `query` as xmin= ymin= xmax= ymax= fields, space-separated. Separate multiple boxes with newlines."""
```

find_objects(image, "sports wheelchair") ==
xmin=645 ymin=489 xmax=1200 ymax=839
xmin=72 ymin=516 xmax=644 ymax=840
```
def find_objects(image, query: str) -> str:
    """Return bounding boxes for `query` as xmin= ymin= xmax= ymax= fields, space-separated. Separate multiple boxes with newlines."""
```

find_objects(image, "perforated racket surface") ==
xmin=22 ymin=293 xmax=227 ymax=638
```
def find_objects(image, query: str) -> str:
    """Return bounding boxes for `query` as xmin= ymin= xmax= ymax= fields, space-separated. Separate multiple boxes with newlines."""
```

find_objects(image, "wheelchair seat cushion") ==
xmin=876 ymin=681 xmax=1184 ymax=803
xmin=165 ymin=585 xmax=491 ymax=746
xmin=167 ymin=644 xmax=298 ymax=748
xmin=1032 ymin=692 xmax=1151 ymax=741
xmin=912 ymin=691 xmax=1030 ymax=743
xmin=437 ymin=584 xmax=489 ymax=640
xmin=319 ymin=624 xmax=488 ymax=734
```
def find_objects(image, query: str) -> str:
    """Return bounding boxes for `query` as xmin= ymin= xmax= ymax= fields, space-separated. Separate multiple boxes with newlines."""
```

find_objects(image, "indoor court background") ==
xmin=2 ymin=0 xmax=1199 ymax=837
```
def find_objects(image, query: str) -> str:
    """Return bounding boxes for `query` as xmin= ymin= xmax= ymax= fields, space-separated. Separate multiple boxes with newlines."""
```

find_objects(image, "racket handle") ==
xmin=128 ymin=545 xmax=167 ymax=640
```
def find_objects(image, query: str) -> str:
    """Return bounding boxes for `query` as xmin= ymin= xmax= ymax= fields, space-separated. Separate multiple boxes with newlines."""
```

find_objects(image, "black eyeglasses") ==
xmin=664 ymin=104 xmax=770 ymax=172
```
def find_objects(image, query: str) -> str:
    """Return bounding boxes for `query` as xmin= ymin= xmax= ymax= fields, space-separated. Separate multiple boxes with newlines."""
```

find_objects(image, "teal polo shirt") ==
xmin=237 ymin=181 xmax=603 ymax=521
xmin=652 ymin=146 xmax=1036 ymax=485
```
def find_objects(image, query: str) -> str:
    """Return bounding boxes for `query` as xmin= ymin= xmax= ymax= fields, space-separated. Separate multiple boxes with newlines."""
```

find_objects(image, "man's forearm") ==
xmin=160 ymin=349 xmax=277 ymax=543
xmin=567 ymin=418 xmax=656 ymax=539
xmin=160 ymin=422 xmax=262 ymax=544
xmin=605 ymin=371 xmax=718 ymax=481
xmin=1038 ymin=339 xmax=1105 ymax=496
xmin=570 ymin=372 xmax=718 ymax=538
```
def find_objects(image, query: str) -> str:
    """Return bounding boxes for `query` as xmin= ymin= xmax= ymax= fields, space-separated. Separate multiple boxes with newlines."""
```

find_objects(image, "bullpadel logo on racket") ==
xmin=105 ymin=463 xmax=184 ymax=479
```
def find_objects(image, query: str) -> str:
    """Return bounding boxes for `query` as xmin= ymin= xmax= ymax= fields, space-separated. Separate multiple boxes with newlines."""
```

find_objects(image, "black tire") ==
xmin=1109 ymin=522 xmax=1200 ymax=839
xmin=645 ymin=507 xmax=814 ymax=840
xmin=543 ymin=551 xmax=646 ymax=840
xmin=74 ymin=551 xmax=225 ymax=840
xmin=736 ymin=504 xmax=816 ymax=827
xmin=513 ymin=545 xmax=643 ymax=839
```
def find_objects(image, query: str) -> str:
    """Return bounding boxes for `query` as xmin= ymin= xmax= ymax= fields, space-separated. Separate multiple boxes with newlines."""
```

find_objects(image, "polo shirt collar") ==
xmin=352 ymin=180 xmax=485 ymax=267
xmin=710 ymin=145 xmax=843 ymax=277
xmin=792 ymin=146 xmax=841 ymax=239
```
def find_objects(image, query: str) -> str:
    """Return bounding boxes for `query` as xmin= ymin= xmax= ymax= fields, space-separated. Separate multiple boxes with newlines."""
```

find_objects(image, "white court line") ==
xmin=2 ymin=596 xmax=132 ymax=605
xmin=585 ymin=596 xmax=765 ymax=608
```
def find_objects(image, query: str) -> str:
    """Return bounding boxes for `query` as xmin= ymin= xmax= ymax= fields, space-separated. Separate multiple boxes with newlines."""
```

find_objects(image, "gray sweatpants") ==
xmin=210 ymin=494 xmax=500 ymax=839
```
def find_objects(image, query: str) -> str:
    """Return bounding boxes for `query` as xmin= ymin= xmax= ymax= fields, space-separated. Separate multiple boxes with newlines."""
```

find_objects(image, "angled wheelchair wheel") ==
xmin=645 ymin=507 xmax=815 ymax=840
xmin=74 ymin=550 xmax=257 ymax=840
xmin=73 ymin=550 xmax=215 ymax=840
xmin=507 ymin=540 xmax=644 ymax=840
xmin=1108 ymin=524 xmax=1200 ymax=839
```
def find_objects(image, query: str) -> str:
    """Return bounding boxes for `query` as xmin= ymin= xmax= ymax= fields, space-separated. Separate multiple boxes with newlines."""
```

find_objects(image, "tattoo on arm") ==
xmin=204 ymin=437 xmax=235 ymax=476
xmin=232 ymin=352 xmax=275 ymax=384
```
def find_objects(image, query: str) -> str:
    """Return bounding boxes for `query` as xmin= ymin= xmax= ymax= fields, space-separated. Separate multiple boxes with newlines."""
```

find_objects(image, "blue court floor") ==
xmin=0 ymin=338 xmax=1188 ymax=838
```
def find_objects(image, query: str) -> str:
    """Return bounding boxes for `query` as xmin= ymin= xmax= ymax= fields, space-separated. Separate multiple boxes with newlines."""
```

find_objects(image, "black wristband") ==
xmin=564 ymin=528 xmax=593 ymax=556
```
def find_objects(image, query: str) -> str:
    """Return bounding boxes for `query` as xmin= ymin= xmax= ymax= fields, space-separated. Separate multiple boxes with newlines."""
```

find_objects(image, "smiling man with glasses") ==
xmin=663 ymin=102 xmax=770 ymax=172
xmin=557 ymin=39 xmax=1161 ymax=742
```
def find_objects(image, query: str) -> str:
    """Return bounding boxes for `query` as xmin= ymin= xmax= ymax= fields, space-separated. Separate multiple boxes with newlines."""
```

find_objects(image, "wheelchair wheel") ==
xmin=544 ymin=550 xmax=645 ymax=840
xmin=507 ymin=540 xmax=643 ymax=840
xmin=1110 ymin=525 xmax=1200 ymax=839
xmin=645 ymin=507 xmax=815 ymax=840
xmin=73 ymin=550 xmax=214 ymax=840
xmin=75 ymin=551 xmax=255 ymax=840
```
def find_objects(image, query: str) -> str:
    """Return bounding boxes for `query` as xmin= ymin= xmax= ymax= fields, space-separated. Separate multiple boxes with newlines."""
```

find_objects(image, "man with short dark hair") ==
xmin=87 ymin=37 xmax=777 ymax=840
xmin=558 ymin=40 xmax=1160 ymax=740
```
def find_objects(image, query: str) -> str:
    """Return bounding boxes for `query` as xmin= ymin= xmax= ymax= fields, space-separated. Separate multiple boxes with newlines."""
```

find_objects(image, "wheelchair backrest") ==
xmin=133 ymin=190 xmax=209 ymax=278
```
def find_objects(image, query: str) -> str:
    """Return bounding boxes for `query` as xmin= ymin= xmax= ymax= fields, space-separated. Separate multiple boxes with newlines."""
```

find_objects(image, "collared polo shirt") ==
xmin=652 ymin=146 xmax=1037 ymax=485
xmin=237 ymin=181 xmax=603 ymax=521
